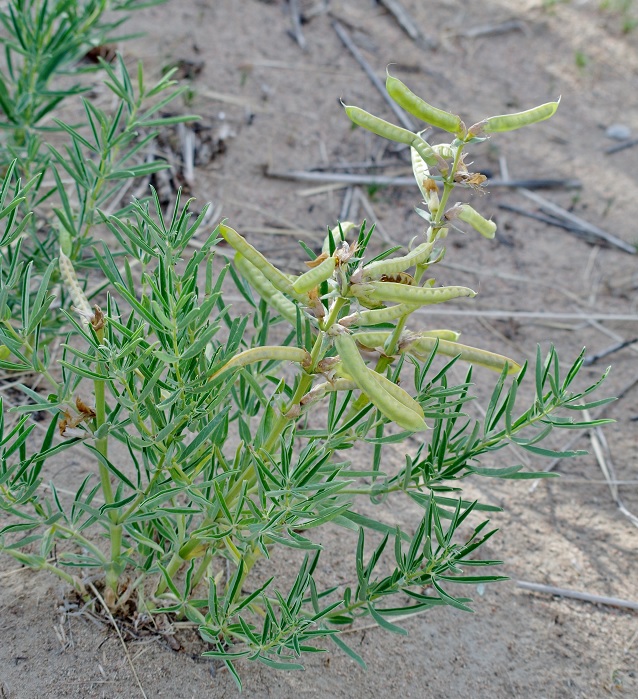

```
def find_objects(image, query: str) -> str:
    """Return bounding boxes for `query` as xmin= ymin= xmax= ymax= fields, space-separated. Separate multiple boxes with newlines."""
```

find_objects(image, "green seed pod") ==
xmin=363 ymin=240 xmax=434 ymax=280
xmin=235 ymin=253 xmax=299 ymax=326
xmin=220 ymin=225 xmax=307 ymax=302
xmin=352 ymin=331 xmax=391 ymax=349
xmin=386 ymin=73 xmax=463 ymax=135
xmin=340 ymin=303 xmax=421 ymax=327
xmin=446 ymin=204 xmax=496 ymax=239
xmin=370 ymin=369 xmax=427 ymax=424
xmin=292 ymin=255 xmax=336 ymax=294
xmin=403 ymin=335 xmax=521 ymax=374
xmin=357 ymin=281 xmax=476 ymax=306
xmin=418 ymin=329 xmax=461 ymax=342
xmin=0 ymin=345 xmax=10 ymax=361
xmin=335 ymin=333 xmax=427 ymax=432
xmin=343 ymin=104 xmax=439 ymax=168
xmin=322 ymin=221 xmax=357 ymax=255
xmin=59 ymin=226 xmax=72 ymax=257
xmin=210 ymin=345 xmax=311 ymax=380
xmin=482 ymin=98 xmax=560 ymax=134
xmin=432 ymin=143 xmax=455 ymax=160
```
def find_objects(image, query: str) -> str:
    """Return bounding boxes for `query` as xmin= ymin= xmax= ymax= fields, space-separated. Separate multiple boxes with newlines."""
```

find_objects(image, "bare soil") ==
xmin=1 ymin=0 xmax=638 ymax=697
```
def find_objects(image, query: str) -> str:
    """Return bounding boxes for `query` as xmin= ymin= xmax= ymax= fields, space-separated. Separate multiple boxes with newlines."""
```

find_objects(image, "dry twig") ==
xmin=605 ymin=137 xmax=638 ymax=155
xmin=517 ymin=188 xmax=635 ymax=254
xmin=288 ymin=0 xmax=307 ymax=50
xmin=517 ymin=580 xmax=638 ymax=611
xmin=583 ymin=338 xmax=638 ymax=366
xmin=87 ymin=582 xmax=148 ymax=699
xmin=455 ymin=19 xmax=527 ymax=38
xmin=377 ymin=0 xmax=437 ymax=49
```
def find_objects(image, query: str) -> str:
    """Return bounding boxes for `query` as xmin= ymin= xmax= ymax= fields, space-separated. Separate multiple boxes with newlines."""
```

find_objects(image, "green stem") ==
xmin=155 ymin=552 xmax=183 ymax=596
xmin=42 ymin=562 xmax=88 ymax=596
xmin=93 ymin=325 xmax=121 ymax=599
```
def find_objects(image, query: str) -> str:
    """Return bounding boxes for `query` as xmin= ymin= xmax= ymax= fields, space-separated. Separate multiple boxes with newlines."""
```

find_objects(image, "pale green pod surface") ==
xmin=386 ymin=73 xmax=462 ymax=135
xmin=335 ymin=334 xmax=427 ymax=432
xmin=59 ymin=226 xmax=72 ymax=257
xmin=292 ymin=255 xmax=336 ymax=294
xmin=483 ymin=98 xmax=560 ymax=133
xmin=210 ymin=345 xmax=311 ymax=379
xmin=365 ymin=281 xmax=476 ymax=305
xmin=0 ymin=345 xmax=10 ymax=361
xmin=344 ymin=105 xmax=439 ymax=167
xmin=363 ymin=240 xmax=434 ymax=280
xmin=450 ymin=204 xmax=496 ymax=239
xmin=220 ymin=224 xmax=306 ymax=302
xmin=418 ymin=329 xmax=461 ymax=342
xmin=367 ymin=367 xmax=428 ymax=425
xmin=352 ymin=331 xmax=392 ymax=349
xmin=405 ymin=336 xmax=521 ymax=374
xmin=235 ymin=253 xmax=299 ymax=326
xmin=344 ymin=302 xmax=421 ymax=326
xmin=432 ymin=143 xmax=454 ymax=160
xmin=323 ymin=221 xmax=357 ymax=255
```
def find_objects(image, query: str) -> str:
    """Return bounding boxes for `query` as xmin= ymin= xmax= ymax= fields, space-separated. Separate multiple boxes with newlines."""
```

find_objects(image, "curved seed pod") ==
xmin=432 ymin=143 xmax=455 ymax=160
xmin=359 ymin=281 xmax=476 ymax=305
xmin=335 ymin=334 xmax=427 ymax=432
xmin=0 ymin=345 xmax=10 ymax=360
xmin=481 ymin=98 xmax=560 ymax=134
xmin=322 ymin=221 xmax=357 ymax=255
xmin=340 ymin=303 xmax=420 ymax=327
xmin=235 ymin=253 xmax=299 ymax=326
xmin=343 ymin=104 xmax=439 ymax=168
xmin=403 ymin=335 xmax=521 ymax=374
xmin=59 ymin=226 xmax=72 ymax=257
xmin=386 ymin=73 xmax=463 ymax=135
xmin=446 ymin=204 xmax=496 ymax=239
xmin=220 ymin=224 xmax=307 ymax=302
xmin=353 ymin=329 xmax=461 ymax=349
xmin=352 ymin=330 xmax=391 ymax=349
xmin=292 ymin=255 xmax=336 ymax=294
xmin=362 ymin=240 xmax=434 ymax=280
xmin=209 ymin=346 xmax=311 ymax=380
xmin=369 ymin=368 xmax=427 ymax=425
xmin=418 ymin=329 xmax=461 ymax=341
xmin=59 ymin=251 xmax=92 ymax=318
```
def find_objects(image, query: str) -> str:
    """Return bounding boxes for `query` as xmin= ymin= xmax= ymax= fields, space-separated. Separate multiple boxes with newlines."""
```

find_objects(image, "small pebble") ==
xmin=606 ymin=124 xmax=632 ymax=141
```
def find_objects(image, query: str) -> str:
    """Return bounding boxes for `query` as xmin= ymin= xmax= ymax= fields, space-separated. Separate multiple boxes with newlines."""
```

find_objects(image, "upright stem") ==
xmin=342 ymin=142 xmax=466 ymax=420
xmin=94 ymin=324 xmax=122 ymax=603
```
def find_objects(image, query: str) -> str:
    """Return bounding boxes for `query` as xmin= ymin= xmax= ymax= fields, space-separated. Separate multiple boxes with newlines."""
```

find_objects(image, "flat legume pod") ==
xmin=292 ymin=255 xmax=336 ymax=294
xmin=403 ymin=335 xmax=521 ymax=374
xmin=386 ymin=73 xmax=463 ymax=135
xmin=357 ymin=281 xmax=476 ymax=305
xmin=362 ymin=240 xmax=434 ymax=280
xmin=335 ymin=333 xmax=427 ymax=432
xmin=235 ymin=253 xmax=299 ymax=326
xmin=220 ymin=224 xmax=307 ymax=302
xmin=483 ymin=98 xmax=560 ymax=133
xmin=210 ymin=346 xmax=311 ymax=380
xmin=343 ymin=104 xmax=439 ymax=167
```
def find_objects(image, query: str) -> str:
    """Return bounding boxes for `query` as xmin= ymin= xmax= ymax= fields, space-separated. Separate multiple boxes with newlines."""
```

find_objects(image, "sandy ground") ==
xmin=1 ymin=0 xmax=638 ymax=697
